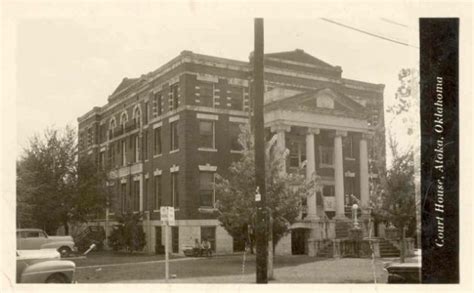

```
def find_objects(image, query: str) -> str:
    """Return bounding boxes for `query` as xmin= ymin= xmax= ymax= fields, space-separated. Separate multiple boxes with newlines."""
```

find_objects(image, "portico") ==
xmin=265 ymin=88 xmax=373 ymax=225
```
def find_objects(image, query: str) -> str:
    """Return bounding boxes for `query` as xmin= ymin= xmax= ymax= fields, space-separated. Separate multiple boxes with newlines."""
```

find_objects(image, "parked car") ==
xmin=385 ymin=262 xmax=421 ymax=283
xmin=17 ymin=228 xmax=77 ymax=257
xmin=16 ymin=249 xmax=76 ymax=283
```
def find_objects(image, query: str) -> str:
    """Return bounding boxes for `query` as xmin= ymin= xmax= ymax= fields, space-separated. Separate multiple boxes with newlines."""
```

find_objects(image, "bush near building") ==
xmin=108 ymin=212 xmax=146 ymax=253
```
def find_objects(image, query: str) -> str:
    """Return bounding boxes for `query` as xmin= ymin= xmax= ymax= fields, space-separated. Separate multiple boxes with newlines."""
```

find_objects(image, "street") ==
xmin=73 ymin=252 xmax=389 ymax=283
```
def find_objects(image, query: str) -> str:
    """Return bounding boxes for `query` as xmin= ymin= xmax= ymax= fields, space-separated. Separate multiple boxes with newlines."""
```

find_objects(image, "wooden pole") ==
xmin=254 ymin=17 xmax=268 ymax=284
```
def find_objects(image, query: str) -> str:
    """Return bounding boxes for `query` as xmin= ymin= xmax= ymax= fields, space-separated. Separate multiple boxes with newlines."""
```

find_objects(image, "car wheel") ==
xmin=45 ymin=273 xmax=68 ymax=283
xmin=58 ymin=246 xmax=72 ymax=258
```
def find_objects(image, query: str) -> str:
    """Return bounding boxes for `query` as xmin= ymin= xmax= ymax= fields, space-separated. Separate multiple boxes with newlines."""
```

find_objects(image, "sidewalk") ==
xmin=118 ymin=258 xmax=389 ymax=283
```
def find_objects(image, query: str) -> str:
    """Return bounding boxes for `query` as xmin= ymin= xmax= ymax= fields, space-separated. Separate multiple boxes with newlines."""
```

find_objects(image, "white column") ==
xmin=306 ymin=128 xmax=320 ymax=220
xmin=334 ymin=130 xmax=347 ymax=219
xmin=359 ymin=133 xmax=370 ymax=211
xmin=271 ymin=124 xmax=291 ymax=175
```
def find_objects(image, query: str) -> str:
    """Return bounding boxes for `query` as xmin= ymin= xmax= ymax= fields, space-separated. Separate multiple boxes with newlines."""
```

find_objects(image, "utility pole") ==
xmin=253 ymin=18 xmax=268 ymax=284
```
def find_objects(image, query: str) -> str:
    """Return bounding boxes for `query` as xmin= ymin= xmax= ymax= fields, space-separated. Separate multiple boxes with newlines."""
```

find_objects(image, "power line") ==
xmin=380 ymin=17 xmax=410 ymax=28
xmin=320 ymin=18 xmax=418 ymax=49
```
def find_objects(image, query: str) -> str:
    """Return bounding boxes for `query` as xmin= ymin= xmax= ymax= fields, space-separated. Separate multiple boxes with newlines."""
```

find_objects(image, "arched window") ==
xmin=120 ymin=111 xmax=128 ymax=131
xmin=132 ymin=105 xmax=142 ymax=128
xmin=108 ymin=117 xmax=117 ymax=140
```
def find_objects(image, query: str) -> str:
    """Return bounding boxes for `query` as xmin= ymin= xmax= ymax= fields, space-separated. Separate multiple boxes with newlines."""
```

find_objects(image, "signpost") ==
xmin=160 ymin=206 xmax=175 ymax=281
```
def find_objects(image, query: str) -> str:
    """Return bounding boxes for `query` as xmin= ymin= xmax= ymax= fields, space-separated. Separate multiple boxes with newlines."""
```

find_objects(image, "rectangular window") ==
xmin=134 ymin=135 xmax=140 ymax=162
xmin=323 ymin=185 xmax=335 ymax=197
xmin=199 ymin=120 xmax=215 ymax=149
xmin=320 ymin=147 xmax=334 ymax=167
xmin=343 ymin=136 xmax=354 ymax=158
xmin=156 ymin=93 xmax=162 ymax=116
xmin=229 ymin=123 xmax=243 ymax=151
xmin=288 ymin=141 xmax=306 ymax=168
xmin=154 ymin=175 xmax=161 ymax=210
xmin=229 ymin=86 xmax=244 ymax=110
xmin=171 ymin=172 xmax=179 ymax=208
xmin=143 ymin=131 xmax=148 ymax=160
xmin=170 ymin=84 xmax=179 ymax=110
xmin=120 ymin=182 xmax=127 ymax=213
xmin=133 ymin=180 xmax=140 ymax=211
xmin=199 ymin=172 xmax=215 ymax=207
xmin=144 ymin=102 xmax=149 ymax=124
xmin=121 ymin=140 xmax=127 ymax=166
xmin=154 ymin=127 xmax=162 ymax=155
xmin=199 ymin=82 xmax=214 ymax=107
xmin=170 ymin=121 xmax=179 ymax=151
xmin=144 ymin=178 xmax=149 ymax=211
xmin=99 ymin=151 xmax=105 ymax=168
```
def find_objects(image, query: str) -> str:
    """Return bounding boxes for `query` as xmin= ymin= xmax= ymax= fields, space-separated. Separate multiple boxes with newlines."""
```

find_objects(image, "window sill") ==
xmin=153 ymin=209 xmax=160 ymax=213
xmin=319 ymin=164 xmax=334 ymax=169
xmin=344 ymin=157 xmax=356 ymax=161
xmin=230 ymin=149 xmax=244 ymax=154
xmin=169 ymin=149 xmax=180 ymax=154
xmin=153 ymin=154 xmax=162 ymax=158
xmin=198 ymin=147 xmax=217 ymax=152
xmin=198 ymin=207 xmax=217 ymax=213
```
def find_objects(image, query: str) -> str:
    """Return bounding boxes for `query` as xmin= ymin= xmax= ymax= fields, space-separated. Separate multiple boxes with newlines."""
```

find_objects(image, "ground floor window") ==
xmin=132 ymin=180 xmax=140 ymax=211
xmin=171 ymin=226 xmax=179 ymax=253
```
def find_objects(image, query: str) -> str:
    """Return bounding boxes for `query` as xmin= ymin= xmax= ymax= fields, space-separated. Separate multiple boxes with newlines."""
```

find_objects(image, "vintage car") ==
xmin=385 ymin=262 xmax=421 ymax=283
xmin=17 ymin=228 xmax=77 ymax=257
xmin=16 ymin=249 xmax=76 ymax=283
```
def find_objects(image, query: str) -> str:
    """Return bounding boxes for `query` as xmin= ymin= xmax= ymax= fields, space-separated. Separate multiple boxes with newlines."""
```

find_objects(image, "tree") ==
xmin=16 ymin=126 xmax=109 ymax=235
xmin=108 ymin=212 xmax=146 ymax=253
xmin=215 ymin=124 xmax=318 ymax=253
xmin=372 ymin=135 xmax=416 ymax=263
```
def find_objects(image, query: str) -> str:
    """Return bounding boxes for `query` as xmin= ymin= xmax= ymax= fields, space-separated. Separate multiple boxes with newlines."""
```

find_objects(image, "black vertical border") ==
xmin=420 ymin=18 xmax=459 ymax=283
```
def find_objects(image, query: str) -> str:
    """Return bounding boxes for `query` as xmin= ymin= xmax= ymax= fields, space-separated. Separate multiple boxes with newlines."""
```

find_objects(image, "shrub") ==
xmin=108 ymin=212 xmax=146 ymax=253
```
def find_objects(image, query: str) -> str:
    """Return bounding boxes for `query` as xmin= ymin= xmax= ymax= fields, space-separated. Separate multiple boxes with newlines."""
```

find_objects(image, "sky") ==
xmin=9 ymin=1 xmax=419 ymax=155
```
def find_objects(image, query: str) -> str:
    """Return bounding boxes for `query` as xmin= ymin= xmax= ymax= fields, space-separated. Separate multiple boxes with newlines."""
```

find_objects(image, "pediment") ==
xmin=267 ymin=88 xmax=365 ymax=117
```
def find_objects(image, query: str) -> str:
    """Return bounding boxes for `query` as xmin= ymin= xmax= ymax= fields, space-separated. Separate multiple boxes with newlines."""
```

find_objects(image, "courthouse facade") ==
xmin=77 ymin=49 xmax=385 ymax=255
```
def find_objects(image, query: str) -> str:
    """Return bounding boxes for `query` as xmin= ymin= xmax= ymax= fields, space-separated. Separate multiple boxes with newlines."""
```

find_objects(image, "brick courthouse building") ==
xmin=77 ymin=49 xmax=385 ymax=256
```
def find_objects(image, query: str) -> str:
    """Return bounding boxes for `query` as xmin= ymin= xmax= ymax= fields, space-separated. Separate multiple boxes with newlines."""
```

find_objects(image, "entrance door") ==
xmin=155 ymin=226 xmax=163 ymax=254
xmin=171 ymin=226 xmax=179 ymax=253
xmin=291 ymin=229 xmax=307 ymax=255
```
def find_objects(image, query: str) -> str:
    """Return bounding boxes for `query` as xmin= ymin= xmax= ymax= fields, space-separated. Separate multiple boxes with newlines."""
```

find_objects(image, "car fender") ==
xmin=41 ymin=241 xmax=75 ymax=250
xmin=20 ymin=260 xmax=75 ymax=283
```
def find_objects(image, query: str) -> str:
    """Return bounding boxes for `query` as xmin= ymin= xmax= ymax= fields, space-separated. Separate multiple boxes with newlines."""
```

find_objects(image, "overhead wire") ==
xmin=320 ymin=18 xmax=419 ymax=49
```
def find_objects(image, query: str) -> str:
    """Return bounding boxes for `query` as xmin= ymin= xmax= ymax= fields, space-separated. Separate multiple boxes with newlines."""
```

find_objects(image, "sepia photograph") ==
xmin=1 ymin=0 xmax=471 ymax=291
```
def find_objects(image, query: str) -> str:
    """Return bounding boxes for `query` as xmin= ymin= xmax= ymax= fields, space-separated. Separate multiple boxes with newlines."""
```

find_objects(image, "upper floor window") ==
xmin=120 ymin=111 xmax=128 ymax=131
xmin=343 ymin=135 xmax=355 ymax=158
xmin=153 ymin=93 xmax=162 ymax=117
xmin=154 ymin=127 xmax=162 ymax=155
xmin=133 ymin=106 xmax=141 ymax=128
xmin=199 ymin=82 xmax=214 ymax=107
xmin=319 ymin=146 xmax=334 ymax=167
xmin=154 ymin=175 xmax=162 ymax=210
xmin=132 ymin=180 xmax=140 ymax=211
xmin=228 ymin=86 xmax=244 ymax=111
xmin=288 ymin=141 xmax=306 ymax=168
xmin=170 ymin=84 xmax=179 ymax=111
xmin=199 ymin=172 xmax=215 ymax=208
xmin=229 ymin=123 xmax=244 ymax=151
xmin=109 ymin=118 xmax=117 ymax=139
xmin=199 ymin=120 xmax=215 ymax=149
xmin=170 ymin=121 xmax=179 ymax=151
xmin=171 ymin=172 xmax=179 ymax=208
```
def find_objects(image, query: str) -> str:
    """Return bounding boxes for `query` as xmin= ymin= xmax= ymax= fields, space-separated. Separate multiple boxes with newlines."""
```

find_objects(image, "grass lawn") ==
xmin=74 ymin=252 xmax=387 ymax=283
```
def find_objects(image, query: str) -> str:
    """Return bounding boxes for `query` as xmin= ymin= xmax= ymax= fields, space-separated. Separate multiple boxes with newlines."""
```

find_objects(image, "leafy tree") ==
xmin=108 ymin=212 xmax=146 ymax=253
xmin=215 ymin=124 xmax=318 ymax=252
xmin=371 ymin=135 xmax=416 ymax=262
xmin=16 ymin=126 xmax=110 ymax=235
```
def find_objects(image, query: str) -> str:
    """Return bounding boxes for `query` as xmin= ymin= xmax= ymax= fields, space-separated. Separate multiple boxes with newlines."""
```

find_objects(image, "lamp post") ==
xmin=352 ymin=203 xmax=360 ymax=229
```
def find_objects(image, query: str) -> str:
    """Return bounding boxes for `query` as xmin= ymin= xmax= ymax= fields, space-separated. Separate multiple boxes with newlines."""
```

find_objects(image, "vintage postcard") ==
xmin=1 ymin=0 xmax=472 ymax=292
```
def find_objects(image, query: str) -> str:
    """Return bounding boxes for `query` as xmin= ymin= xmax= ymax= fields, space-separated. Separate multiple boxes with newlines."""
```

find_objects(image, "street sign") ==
xmin=160 ymin=206 xmax=175 ymax=225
